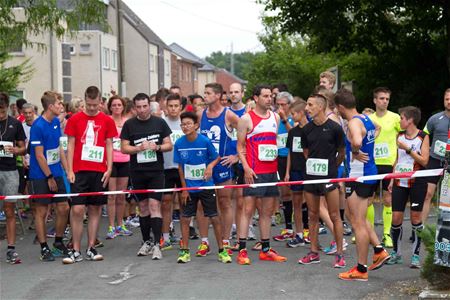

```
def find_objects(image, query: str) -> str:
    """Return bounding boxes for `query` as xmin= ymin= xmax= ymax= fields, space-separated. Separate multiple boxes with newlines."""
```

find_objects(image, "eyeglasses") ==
xmin=180 ymin=122 xmax=195 ymax=128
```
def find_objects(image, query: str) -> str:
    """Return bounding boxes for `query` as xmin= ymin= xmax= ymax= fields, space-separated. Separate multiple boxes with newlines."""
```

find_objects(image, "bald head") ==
xmin=229 ymin=82 xmax=243 ymax=104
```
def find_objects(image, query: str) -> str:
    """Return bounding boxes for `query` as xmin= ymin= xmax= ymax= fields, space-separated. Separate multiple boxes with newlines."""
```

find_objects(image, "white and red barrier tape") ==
xmin=0 ymin=168 xmax=444 ymax=201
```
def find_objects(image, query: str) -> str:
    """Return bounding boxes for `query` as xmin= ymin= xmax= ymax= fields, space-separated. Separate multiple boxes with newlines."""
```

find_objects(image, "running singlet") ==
xmin=345 ymin=115 xmax=377 ymax=184
xmin=163 ymin=116 xmax=183 ymax=170
xmin=173 ymin=134 xmax=218 ymax=192
xmin=29 ymin=116 xmax=64 ymax=179
xmin=423 ymin=111 xmax=450 ymax=160
xmin=112 ymin=125 xmax=130 ymax=163
xmin=229 ymin=106 xmax=246 ymax=153
xmin=200 ymin=108 xmax=234 ymax=156
xmin=394 ymin=130 xmax=427 ymax=188
xmin=369 ymin=110 xmax=401 ymax=166
xmin=246 ymin=110 xmax=278 ymax=174
xmin=277 ymin=116 xmax=294 ymax=157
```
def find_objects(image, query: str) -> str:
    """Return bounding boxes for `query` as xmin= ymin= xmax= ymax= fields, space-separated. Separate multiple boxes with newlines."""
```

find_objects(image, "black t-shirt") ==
xmin=301 ymin=119 xmax=345 ymax=179
xmin=286 ymin=125 xmax=306 ymax=172
xmin=121 ymin=116 xmax=172 ymax=172
xmin=0 ymin=116 xmax=26 ymax=171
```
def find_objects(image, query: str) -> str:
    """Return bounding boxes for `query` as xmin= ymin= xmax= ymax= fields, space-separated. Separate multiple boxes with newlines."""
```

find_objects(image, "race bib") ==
xmin=395 ymin=163 xmax=413 ymax=173
xmin=374 ymin=143 xmax=390 ymax=159
xmin=170 ymin=130 xmax=184 ymax=144
xmin=112 ymin=138 xmax=121 ymax=151
xmin=258 ymin=144 xmax=278 ymax=161
xmin=306 ymin=158 xmax=329 ymax=176
xmin=59 ymin=136 xmax=68 ymax=151
xmin=81 ymin=145 xmax=104 ymax=163
xmin=277 ymin=133 xmax=288 ymax=149
xmin=292 ymin=137 xmax=303 ymax=153
xmin=231 ymin=129 xmax=238 ymax=141
xmin=0 ymin=141 xmax=13 ymax=158
xmin=46 ymin=148 xmax=60 ymax=165
xmin=184 ymin=163 xmax=206 ymax=180
xmin=212 ymin=142 xmax=220 ymax=154
xmin=434 ymin=140 xmax=447 ymax=157
xmin=137 ymin=149 xmax=157 ymax=163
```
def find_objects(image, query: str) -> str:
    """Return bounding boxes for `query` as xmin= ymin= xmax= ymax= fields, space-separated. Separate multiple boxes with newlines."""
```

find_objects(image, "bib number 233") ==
xmin=258 ymin=144 xmax=277 ymax=161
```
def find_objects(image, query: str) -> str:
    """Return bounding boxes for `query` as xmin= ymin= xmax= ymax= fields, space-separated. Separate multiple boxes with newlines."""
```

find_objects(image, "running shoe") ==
xmin=106 ymin=226 xmax=116 ymax=239
xmin=116 ymin=224 xmax=133 ymax=236
xmin=94 ymin=238 xmax=104 ymax=248
xmin=251 ymin=241 xmax=262 ymax=251
xmin=236 ymin=249 xmax=251 ymax=265
xmin=0 ymin=211 xmax=6 ymax=221
xmin=222 ymin=241 xmax=233 ymax=256
xmin=303 ymin=229 xmax=310 ymax=244
xmin=382 ymin=234 xmax=393 ymax=248
xmin=177 ymin=249 xmax=191 ymax=263
xmin=230 ymin=242 xmax=240 ymax=252
xmin=287 ymin=234 xmax=305 ymax=248
xmin=218 ymin=249 xmax=232 ymax=263
xmin=323 ymin=240 xmax=348 ymax=255
xmin=172 ymin=210 xmax=180 ymax=222
xmin=52 ymin=242 xmax=69 ymax=257
xmin=318 ymin=224 xmax=328 ymax=235
xmin=160 ymin=239 xmax=173 ymax=251
xmin=137 ymin=241 xmax=153 ymax=256
xmin=6 ymin=249 xmax=21 ymax=264
xmin=298 ymin=252 xmax=320 ymax=265
xmin=248 ymin=225 xmax=256 ymax=241
xmin=275 ymin=212 xmax=283 ymax=225
xmin=40 ymin=247 xmax=55 ymax=262
xmin=86 ymin=247 xmax=103 ymax=261
xmin=125 ymin=216 xmax=140 ymax=228
xmin=273 ymin=229 xmax=294 ymax=242
xmin=334 ymin=254 xmax=346 ymax=268
xmin=343 ymin=222 xmax=352 ymax=236
xmin=338 ymin=266 xmax=368 ymax=281
xmin=189 ymin=226 xmax=199 ymax=240
xmin=259 ymin=249 xmax=287 ymax=262
xmin=271 ymin=216 xmax=277 ymax=227
xmin=410 ymin=254 xmax=421 ymax=269
xmin=368 ymin=248 xmax=390 ymax=270
xmin=195 ymin=241 xmax=210 ymax=257
xmin=386 ymin=251 xmax=403 ymax=265
xmin=46 ymin=227 xmax=56 ymax=238
xmin=152 ymin=244 xmax=162 ymax=260
xmin=62 ymin=250 xmax=83 ymax=264
xmin=101 ymin=206 xmax=108 ymax=217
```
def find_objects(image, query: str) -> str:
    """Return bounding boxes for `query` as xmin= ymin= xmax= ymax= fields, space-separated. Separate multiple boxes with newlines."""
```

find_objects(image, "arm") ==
xmin=220 ymin=110 xmax=240 ymax=166
xmin=336 ymin=147 xmax=346 ymax=166
xmin=178 ymin=164 xmax=189 ymax=205
xmin=102 ymin=138 xmax=113 ymax=187
xmin=5 ymin=140 xmax=26 ymax=156
xmin=121 ymin=139 xmax=146 ymax=155
xmin=35 ymin=146 xmax=58 ymax=192
xmin=205 ymin=156 xmax=221 ymax=181
xmin=66 ymin=136 xmax=75 ymax=183
xmin=372 ymin=120 xmax=381 ymax=139
xmin=237 ymin=115 xmax=257 ymax=184
xmin=348 ymin=119 xmax=369 ymax=163
xmin=60 ymin=146 xmax=68 ymax=172
xmin=398 ymin=134 xmax=430 ymax=168
xmin=157 ymin=136 xmax=173 ymax=152
xmin=285 ymin=152 xmax=291 ymax=182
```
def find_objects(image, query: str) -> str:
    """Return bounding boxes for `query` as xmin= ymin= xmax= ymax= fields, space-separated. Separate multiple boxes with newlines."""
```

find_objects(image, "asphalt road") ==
xmin=0 ymin=212 xmax=431 ymax=300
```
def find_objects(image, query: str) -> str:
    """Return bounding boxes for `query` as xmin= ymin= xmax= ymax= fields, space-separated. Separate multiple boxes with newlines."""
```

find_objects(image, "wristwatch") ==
xmin=406 ymin=147 xmax=412 ymax=154
xmin=46 ymin=174 xmax=54 ymax=180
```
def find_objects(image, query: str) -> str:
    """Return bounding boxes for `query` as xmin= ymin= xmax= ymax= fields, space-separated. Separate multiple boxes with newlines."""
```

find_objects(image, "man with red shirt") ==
xmin=63 ymin=86 xmax=117 ymax=264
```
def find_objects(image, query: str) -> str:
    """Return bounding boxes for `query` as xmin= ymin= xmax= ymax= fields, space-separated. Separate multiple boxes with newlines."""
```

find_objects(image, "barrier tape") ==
xmin=0 ymin=168 xmax=444 ymax=201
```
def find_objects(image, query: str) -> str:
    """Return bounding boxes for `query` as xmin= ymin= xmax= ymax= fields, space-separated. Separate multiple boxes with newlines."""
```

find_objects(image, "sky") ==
xmin=122 ymin=0 xmax=266 ymax=58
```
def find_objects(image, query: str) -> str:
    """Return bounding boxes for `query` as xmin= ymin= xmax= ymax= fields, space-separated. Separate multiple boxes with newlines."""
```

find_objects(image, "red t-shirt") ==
xmin=65 ymin=111 xmax=117 ymax=173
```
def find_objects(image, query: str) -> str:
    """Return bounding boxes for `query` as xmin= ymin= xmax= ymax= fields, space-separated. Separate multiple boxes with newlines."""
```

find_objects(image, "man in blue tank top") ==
xmin=335 ymin=89 xmax=390 ymax=281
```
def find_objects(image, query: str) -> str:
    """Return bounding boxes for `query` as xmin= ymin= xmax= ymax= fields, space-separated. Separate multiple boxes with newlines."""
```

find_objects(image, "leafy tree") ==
xmin=205 ymin=51 xmax=259 ymax=80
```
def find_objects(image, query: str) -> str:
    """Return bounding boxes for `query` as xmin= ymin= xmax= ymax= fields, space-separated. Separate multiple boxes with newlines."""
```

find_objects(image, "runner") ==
xmin=28 ymin=91 xmax=70 ymax=262
xmin=0 ymin=92 xmax=26 ymax=264
xmin=236 ymin=84 xmax=287 ymax=265
xmin=298 ymin=93 xmax=346 ymax=268
xmin=174 ymin=111 xmax=232 ymax=264
xmin=334 ymin=89 xmax=390 ymax=281
xmin=368 ymin=87 xmax=400 ymax=248
xmin=387 ymin=106 xmax=429 ymax=268
xmin=64 ymin=86 xmax=117 ymax=263
xmin=121 ymin=92 xmax=172 ymax=260
xmin=106 ymin=95 xmax=131 ymax=240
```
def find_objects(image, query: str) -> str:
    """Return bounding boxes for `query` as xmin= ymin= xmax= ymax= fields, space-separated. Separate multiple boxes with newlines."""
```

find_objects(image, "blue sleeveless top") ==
xmin=229 ymin=106 xmax=246 ymax=154
xmin=277 ymin=116 xmax=294 ymax=157
xmin=200 ymin=108 xmax=234 ymax=157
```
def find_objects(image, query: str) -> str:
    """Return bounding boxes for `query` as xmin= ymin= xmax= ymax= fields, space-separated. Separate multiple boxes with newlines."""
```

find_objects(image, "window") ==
xmin=111 ymin=50 xmax=117 ymax=70
xmin=79 ymin=43 xmax=91 ymax=55
xmin=102 ymin=47 xmax=110 ymax=69
xmin=193 ymin=67 xmax=198 ymax=81
xmin=165 ymin=59 xmax=170 ymax=76
xmin=9 ymin=43 xmax=23 ymax=54
xmin=150 ymin=54 xmax=155 ymax=72
xmin=69 ymin=44 xmax=76 ymax=55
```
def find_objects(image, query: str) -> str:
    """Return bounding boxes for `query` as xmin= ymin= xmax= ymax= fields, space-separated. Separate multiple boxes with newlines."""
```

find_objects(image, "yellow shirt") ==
xmin=369 ymin=110 xmax=401 ymax=166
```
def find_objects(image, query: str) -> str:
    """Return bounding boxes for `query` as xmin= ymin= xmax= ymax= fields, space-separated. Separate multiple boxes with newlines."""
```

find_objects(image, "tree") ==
xmin=0 ymin=0 xmax=108 ymax=92
xmin=205 ymin=51 xmax=259 ymax=80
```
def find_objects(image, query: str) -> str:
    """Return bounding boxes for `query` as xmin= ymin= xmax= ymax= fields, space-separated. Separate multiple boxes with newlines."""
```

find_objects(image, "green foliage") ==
xmin=0 ymin=52 xmax=33 ymax=93
xmin=205 ymin=51 xmax=259 ymax=80
xmin=419 ymin=224 xmax=450 ymax=290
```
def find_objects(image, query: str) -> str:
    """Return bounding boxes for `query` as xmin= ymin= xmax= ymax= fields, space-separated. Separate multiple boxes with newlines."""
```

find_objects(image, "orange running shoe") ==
xmin=236 ymin=249 xmax=251 ymax=265
xmin=259 ymin=248 xmax=287 ymax=262
xmin=195 ymin=241 xmax=211 ymax=257
xmin=368 ymin=248 xmax=390 ymax=271
xmin=338 ymin=266 xmax=368 ymax=281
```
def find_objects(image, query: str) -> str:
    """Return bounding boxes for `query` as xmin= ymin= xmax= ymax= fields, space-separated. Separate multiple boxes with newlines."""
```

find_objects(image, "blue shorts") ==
xmin=289 ymin=170 xmax=304 ymax=192
xmin=213 ymin=163 xmax=233 ymax=184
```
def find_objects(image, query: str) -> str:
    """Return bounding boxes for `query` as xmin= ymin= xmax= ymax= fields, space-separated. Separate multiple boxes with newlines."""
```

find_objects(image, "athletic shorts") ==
xmin=130 ymin=171 xmax=164 ymax=201
xmin=111 ymin=162 xmax=129 ymax=178
xmin=0 ymin=170 xmax=20 ymax=203
xmin=233 ymin=163 xmax=245 ymax=185
xmin=345 ymin=182 xmax=377 ymax=199
xmin=289 ymin=170 xmax=304 ymax=192
xmin=163 ymin=168 xmax=181 ymax=194
xmin=182 ymin=190 xmax=218 ymax=218
xmin=426 ymin=157 xmax=444 ymax=185
xmin=392 ymin=181 xmax=427 ymax=212
xmin=243 ymin=172 xmax=280 ymax=198
xmin=213 ymin=162 xmax=233 ymax=184
xmin=30 ymin=177 xmax=68 ymax=205
xmin=277 ymin=156 xmax=287 ymax=181
xmin=70 ymin=171 xmax=107 ymax=206
xmin=376 ymin=165 xmax=393 ymax=191
xmin=304 ymin=182 xmax=339 ymax=196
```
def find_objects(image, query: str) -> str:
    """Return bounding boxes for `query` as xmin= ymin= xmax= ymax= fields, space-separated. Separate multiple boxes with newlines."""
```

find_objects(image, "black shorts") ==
xmin=392 ymin=181 xmax=427 ymax=212
xmin=277 ymin=156 xmax=287 ymax=181
xmin=182 ymin=190 xmax=218 ymax=218
xmin=233 ymin=163 xmax=245 ymax=185
xmin=163 ymin=168 xmax=181 ymax=194
xmin=70 ymin=171 xmax=107 ymax=206
xmin=30 ymin=177 xmax=68 ymax=205
xmin=111 ymin=162 xmax=130 ymax=178
xmin=304 ymin=183 xmax=339 ymax=196
xmin=243 ymin=172 xmax=280 ymax=198
xmin=345 ymin=182 xmax=377 ymax=199
xmin=426 ymin=157 xmax=444 ymax=185
xmin=376 ymin=165 xmax=393 ymax=191
xmin=130 ymin=171 xmax=164 ymax=201
xmin=289 ymin=170 xmax=304 ymax=192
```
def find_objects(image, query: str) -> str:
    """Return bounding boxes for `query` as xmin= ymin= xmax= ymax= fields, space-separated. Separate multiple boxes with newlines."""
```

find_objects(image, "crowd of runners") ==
xmin=1 ymin=71 xmax=449 ymax=281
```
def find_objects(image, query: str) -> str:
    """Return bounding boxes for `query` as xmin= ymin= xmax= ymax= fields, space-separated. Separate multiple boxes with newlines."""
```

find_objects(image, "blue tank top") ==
xmin=200 ymin=108 xmax=234 ymax=157
xmin=277 ymin=116 xmax=294 ymax=157
xmin=229 ymin=106 xmax=246 ymax=154
xmin=345 ymin=115 xmax=378 ymax=184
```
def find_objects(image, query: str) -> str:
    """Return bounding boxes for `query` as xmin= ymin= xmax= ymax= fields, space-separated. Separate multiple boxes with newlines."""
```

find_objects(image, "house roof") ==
xmin=199 ymin=59 xmax=217 ymax=72
xmin=217 ymin=68 xmax=247 ymax=84
xmin=169 ymin=43 xmax=204 ymax=67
